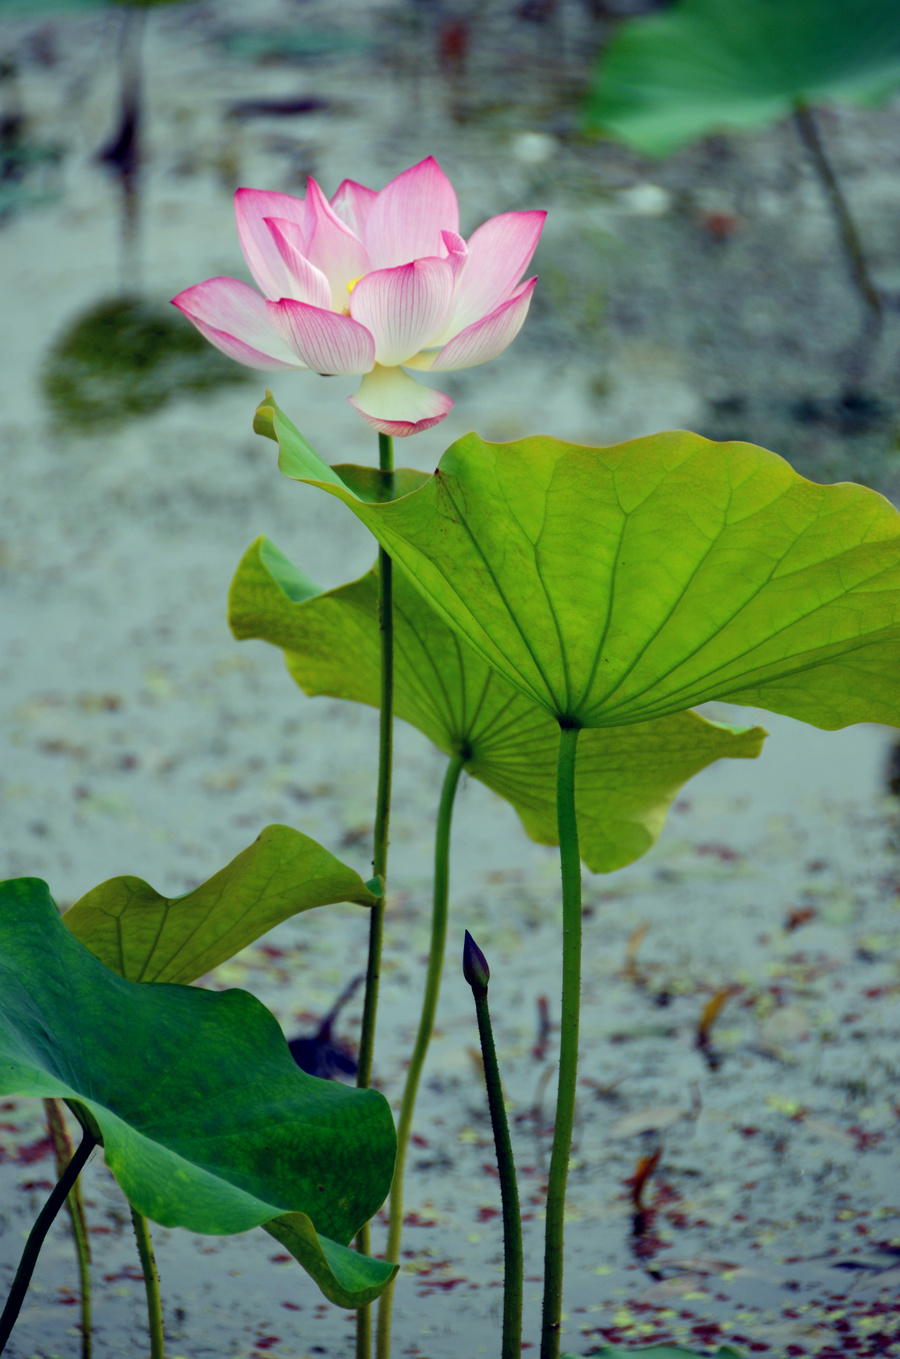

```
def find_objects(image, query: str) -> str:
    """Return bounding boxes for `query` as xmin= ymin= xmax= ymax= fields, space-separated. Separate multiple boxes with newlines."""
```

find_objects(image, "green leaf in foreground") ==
xmin=257 ymin=395 xmax=900 ymax=734
xmin=63 ymin=823 xmax=379 ymax=984
xmin=0 ymin=877 xmax=397 ymax=1308
xmin=230 ymin=536 xmax=764 ymax=873
xmin=584 ymin=0 xmax=900 ymax=156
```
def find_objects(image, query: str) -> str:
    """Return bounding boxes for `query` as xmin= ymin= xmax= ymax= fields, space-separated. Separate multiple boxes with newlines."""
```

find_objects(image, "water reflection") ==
xmin=41 ymin=296 xmax=250 ymax=429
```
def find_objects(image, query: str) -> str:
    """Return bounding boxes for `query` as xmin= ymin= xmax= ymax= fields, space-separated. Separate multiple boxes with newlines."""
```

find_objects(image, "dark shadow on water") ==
xmin=41 ymin=297 xmax=252 ymax=430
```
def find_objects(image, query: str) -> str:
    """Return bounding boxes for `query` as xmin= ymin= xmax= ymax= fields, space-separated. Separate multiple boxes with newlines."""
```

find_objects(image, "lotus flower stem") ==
xmin=356 ymin=431 xmax=395 ymax=1359
xmin=0 ymin=1123 xmax=98 ymax=1354
xmin=376 ymin=749 xmax=466 ymax=1359
xmin=43 ymin=1098 xmax=92 ymax=1359
xmin=463 ymin=931 xmax=523 ymax=1359
xmin=792 ymin=101 xmax=881 ymax=332
xmin=130 ymin=1208 xmax=164 ymax=1359
xmin=541 ymin=722 xmax=581 ymax=1359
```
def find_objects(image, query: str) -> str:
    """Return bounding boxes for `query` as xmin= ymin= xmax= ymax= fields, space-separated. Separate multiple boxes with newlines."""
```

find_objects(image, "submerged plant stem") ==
xmin=0 ymin=1123 xmax=97 ymax=1355
xmin=356 ymin=430 xmax=395 ymax=1359
xmin=541 ymin=723 xmax=581 ymax=1359
xmin=376 ymin=751 xmax=466 ymax=1359
xmin=43 ymin=1099 xmax=92 ymax=1359
xmin=130 ymin=1208 xmax=164 ymax=1359
xmin=793 ymin=101 xmax=882 ymax=330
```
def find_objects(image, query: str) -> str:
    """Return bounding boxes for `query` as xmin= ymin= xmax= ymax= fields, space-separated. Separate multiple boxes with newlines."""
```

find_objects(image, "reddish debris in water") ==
xmin=785 ymin=906 xmax=817 ymax=931
xmin=848 ymin=1126 xmax=884 ymax=1150
xmin=697 ymin=984 xmax=740 ymax=1056
xmin=17 ymin=1135 xmax=55 ymax=1164
xmin=696 ymin=841 xmax=743 ymax=862
xmin=417 ymin=1277 xmax=468 ymax=1294
xmin=699 ymin=210 xmax=741 ymax=239
xmin=625 ymin=1147 xmax=662 ymax=1209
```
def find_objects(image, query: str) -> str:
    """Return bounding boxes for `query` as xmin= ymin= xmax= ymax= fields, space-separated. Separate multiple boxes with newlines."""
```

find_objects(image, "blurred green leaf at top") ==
xmin=585 ymin=0 xmax=900 ymax=156
xmin=0 ymin=0 xmax=182 ymax=12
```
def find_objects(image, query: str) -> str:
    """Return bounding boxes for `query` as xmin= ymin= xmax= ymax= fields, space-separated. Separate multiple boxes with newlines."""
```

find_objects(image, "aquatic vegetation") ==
xmin=586 ymin=0 xmax=900 ymax=328
xmin=463 ymin=932 xmax=523 ymax=1359
xmin=7 ymin=144 xmax=900 ymax=1359
xmin=0 ymin=879 xmax=398 ymax=1324
xmin=252 ymin=392 xmax=900 ymax=1357
xmin=585 ymin=0 xmax=900 ymax=157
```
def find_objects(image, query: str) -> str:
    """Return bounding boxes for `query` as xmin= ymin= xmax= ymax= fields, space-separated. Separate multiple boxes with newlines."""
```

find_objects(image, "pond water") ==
xmin=2 ymin=1 xmax=900 ymax=1356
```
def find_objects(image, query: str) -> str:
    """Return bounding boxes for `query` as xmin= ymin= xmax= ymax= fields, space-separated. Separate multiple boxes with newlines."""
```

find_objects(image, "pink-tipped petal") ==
xmin=304 ymin=178 xmax=369 ymax=308
xmin=267 ymin=299 xmax=375 ymax=375
xmin=173 ymin=278 xmax=303 ymax=370
xmin=440 ymin=228 xmax=468 ymax=278
xmin=235 ymin=187 xmax=313 ymax=300
xmin=348 ymin=364 xmax=453 ymax=437
xmin=349 ymin=257 xmax=454 ymax=367
xmin=364 ymin=156 xmax=460 ymax=270
xmin=441 ymin=209 xmax=546 ymax=339
xmin=263 ymin=218 xmax=332 ymax=309
xmin=428 ymin=277 xmax=538 ymax=371
xmin=330 ymin=178 xmax=377 ymax=236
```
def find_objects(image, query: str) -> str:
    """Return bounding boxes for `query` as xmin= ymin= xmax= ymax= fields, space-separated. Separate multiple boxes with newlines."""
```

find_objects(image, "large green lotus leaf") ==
xmin=63 ymin=824 xmax=379 ymax=984
xmin=0 ymin=877 xmax=397 ymax=1309
xmin=230 ymin=536 xmax=764 ymax=873
xmin=257 ymin=395 xmax=900 ymax=733
xmin=585 ymin=0 xmax=900 ymax=156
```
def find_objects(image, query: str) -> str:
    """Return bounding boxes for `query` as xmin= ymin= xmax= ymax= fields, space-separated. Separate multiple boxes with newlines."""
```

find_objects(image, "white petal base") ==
xmin=348 ymin=364 xmax=453 ymax=437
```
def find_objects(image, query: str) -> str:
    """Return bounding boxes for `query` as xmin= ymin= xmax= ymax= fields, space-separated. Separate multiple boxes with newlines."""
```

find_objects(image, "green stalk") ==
xmin=43 ymin=1099 xmax=92 ymax=1359
xmin=463 ymin=932 xmax=523 ymax=1359
xmin=376 ymin=751 xmax=466 ymax=1359
xmin=130 ymin=1208 xmax=164 ymax=1359
xmin=0 ymin=1124 xmax=97 ymax=1354
xmin=356 ymin=430 xmax=395 ymax=1359
xmin=541 ymin=722 xmax=582 ymax=1359
xmin=792 ymin=101 xmax=882 ymax=330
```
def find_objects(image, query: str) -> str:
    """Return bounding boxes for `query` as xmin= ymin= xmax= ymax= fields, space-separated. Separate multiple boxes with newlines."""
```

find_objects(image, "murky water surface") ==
xmin=2 ymin=1 xmax=900 ymax=1355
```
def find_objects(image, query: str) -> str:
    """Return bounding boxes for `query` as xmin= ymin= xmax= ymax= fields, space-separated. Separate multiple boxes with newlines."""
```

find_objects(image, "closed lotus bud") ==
xmin=462 ymin=929 xmax=490 ymax=993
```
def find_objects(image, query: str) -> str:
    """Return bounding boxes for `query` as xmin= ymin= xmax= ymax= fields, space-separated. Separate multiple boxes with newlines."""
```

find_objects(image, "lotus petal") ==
xmin=348 ymin=364 xmax=453 ymax=437
xmin=441 ymin=210 xmax=546 ymax=339
xmin=267 ymin=299 xmax=375 ymax=375
xmin=235 ymin=187 xmax=313 ymax=300
xmin=173 ymin=278 xmax=302 ymax=369
xmin=350 ymin=257 xmax=454 ymax=367
xmin=424 ymin=278 xmax=537 ymax=372
xmin=304 ymin=178 xmax=370 ymax=308
xmin=364 ymin=156 xmax=459 ymax=270
xmin=264 ymin=218 xmax=332 ymax=310
xmin=330 ymin=179 xmax=378 ymax=237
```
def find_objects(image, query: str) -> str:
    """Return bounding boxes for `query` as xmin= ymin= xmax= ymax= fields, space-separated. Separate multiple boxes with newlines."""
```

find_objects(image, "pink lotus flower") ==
xmin=172 ymin=157 xmax=545 ymax=437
